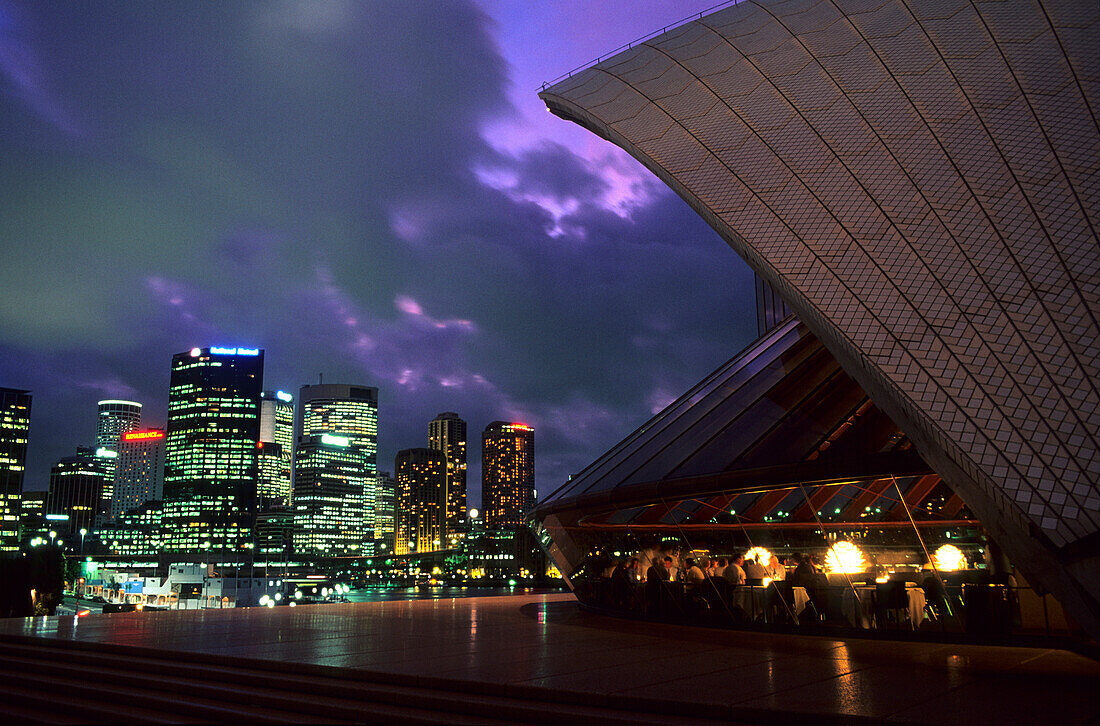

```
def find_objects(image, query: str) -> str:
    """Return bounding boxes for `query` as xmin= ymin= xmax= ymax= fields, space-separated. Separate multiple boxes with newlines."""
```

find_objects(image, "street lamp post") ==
xmin=79 ymin=528 xmax=87 ymax=555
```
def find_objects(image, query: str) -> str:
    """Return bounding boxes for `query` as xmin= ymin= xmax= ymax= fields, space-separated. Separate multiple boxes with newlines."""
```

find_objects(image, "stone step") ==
xmin=0 ymin=679 xmax=202 ymax=724
xmin=0 ymin=663 xmax=328 ymax=724
xmin=0 ymin=637 xmax=742 ymax=725
xmin=0 ymin=651 xmax=510 ymax=726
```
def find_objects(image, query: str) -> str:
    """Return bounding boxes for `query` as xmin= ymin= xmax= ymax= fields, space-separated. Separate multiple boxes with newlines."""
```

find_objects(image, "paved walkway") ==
xmin=2 ymin=593 xmax=1096 ymax=724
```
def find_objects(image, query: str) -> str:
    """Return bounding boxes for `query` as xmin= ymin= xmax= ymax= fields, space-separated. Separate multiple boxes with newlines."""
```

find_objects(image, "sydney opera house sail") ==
xmin=537 ymin=0 xmax=1100 ymax=641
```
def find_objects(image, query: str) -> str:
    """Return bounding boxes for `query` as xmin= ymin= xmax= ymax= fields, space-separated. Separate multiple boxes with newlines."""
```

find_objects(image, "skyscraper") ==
xmin=17 ymin=491 xmax=47 ymax=547
xmin=258 ymin=390 xmax=294 ymax=507
xmin=372 ymin=471 xmax=395 ymax=556
xmin=96 ymin=400 xmax=142 ymax=449
xmin=394 ymin=448 xmax=446 ymax=555
xmin=0 ymin=388 xmax=30 ymax=554
xmin=295 ymin=383 xmax=378 ymax=555
xmin=110 ymin=429 xmax=166 ymax=521
xmin=429 ymin=412 xmax=467 ymax=545
xmin=47 ymin=447 xmax=115 ymax=547
xmin=481 ymin=422 xmax=535 ymax=529
xmin=297 ymin=384 xmax=378 ymax=461
xmin=292 ymin=433 xmax=367 ymax=557
xmin=162 ymin=346 xmax=263 ymax=555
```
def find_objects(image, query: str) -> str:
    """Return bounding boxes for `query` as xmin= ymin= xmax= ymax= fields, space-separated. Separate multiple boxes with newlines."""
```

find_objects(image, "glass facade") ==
xmin=47 ymin=447 xmax=115 ymax=546
xmin=481 ymin=422 xmax=534 ymax=529
xmin=97 ymin=500 xmax=162 ymax=557
xmin=18 ymin=491 xmax=46 ymax=546
xmin=292 ymin=435 xmax=367 ymax=557
xmin=258 ymin=390 xmax=293 ymax=507
xmin=162 ymin=347 xmax=263 ymax=555
xmin=95 ymin=400 xmax=141 ymax=449
xmin=296 ymin=383 xmax=378 ymax=556
xmin=0 ymin=387 xmax=30 ymax=554
xmin=531 ymin=322 xmax=1078 ymax=643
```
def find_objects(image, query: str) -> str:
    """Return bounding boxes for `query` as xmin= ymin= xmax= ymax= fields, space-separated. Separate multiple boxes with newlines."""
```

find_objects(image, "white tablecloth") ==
xmin=730 ymin=586 xmax=767 ymax=618
xmin=842 ymin=584 xmax=927 ymax=629
xmin=906 ymin=585 xmax=927 ymax=628
xmin=729 ymin=585 xmax=810 ymax=622
xmin=843 ymin=586 xmax=876 ymax=628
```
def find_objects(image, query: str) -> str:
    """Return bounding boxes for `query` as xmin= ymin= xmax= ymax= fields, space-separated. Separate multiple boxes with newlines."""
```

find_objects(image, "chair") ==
xmin=767 ymin=581 xmax=797 ymax=624
xmin=875 ymin=580 xmax=910 ymax=630
xmin=921 ymin=574 xmax=948 ymax=622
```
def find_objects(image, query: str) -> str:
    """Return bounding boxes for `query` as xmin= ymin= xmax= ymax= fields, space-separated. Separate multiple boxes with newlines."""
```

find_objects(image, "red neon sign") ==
xmin=122 ymin=430 xmax=165 ymax=442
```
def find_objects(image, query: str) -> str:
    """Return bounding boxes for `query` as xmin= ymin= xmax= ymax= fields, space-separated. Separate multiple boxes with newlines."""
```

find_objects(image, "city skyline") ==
xmin=0 ymin=1 xmax=753 ymax=503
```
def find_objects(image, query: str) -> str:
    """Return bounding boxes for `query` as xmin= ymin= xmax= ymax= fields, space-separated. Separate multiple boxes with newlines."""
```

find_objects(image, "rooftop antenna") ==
xmin=319 ymin=373 xmax=323 ymax=384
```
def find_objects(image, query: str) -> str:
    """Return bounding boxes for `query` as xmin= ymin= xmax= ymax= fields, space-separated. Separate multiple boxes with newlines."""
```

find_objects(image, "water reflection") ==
xmin=344 ymin=586 xmax=550 ymax=604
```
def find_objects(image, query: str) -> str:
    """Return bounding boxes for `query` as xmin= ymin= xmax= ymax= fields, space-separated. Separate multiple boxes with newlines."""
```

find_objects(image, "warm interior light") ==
xmin=745 ymin=547 xmax=772 ymax=566
xmin=933 ymin=544 xmax=966 ymax=572
xmin=824 ymin=541 xmax=866 ymax=574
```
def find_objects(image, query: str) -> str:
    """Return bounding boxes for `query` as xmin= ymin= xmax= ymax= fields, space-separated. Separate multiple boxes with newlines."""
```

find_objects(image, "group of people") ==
xmin=609 ymin=551 xmax=798 ymax=589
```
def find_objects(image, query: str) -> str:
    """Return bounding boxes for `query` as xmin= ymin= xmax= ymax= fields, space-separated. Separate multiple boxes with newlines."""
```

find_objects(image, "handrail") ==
xmin=539 ymin=0 xmax=742 ymax=91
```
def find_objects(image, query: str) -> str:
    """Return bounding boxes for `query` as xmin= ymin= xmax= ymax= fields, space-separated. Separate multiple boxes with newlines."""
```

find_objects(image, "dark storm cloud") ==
xmin=0 ymin=0 xmax=756 ymax=500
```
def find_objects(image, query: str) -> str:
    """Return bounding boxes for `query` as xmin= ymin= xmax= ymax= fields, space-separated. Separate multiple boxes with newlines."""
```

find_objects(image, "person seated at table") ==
xmin=765 ymin=555 xmax=785 ymax=581
xmin=647 ymin=556 xmax=670 ymax=582
xmin=683 ymin=558 xmax=706 ymax=587
xmin=665 ymin=556 xmax=679 ymax=583
xmin=712 ymin=558 xmax=729 ymax=579
xmin=611 ymin=559 xmax=632 ymax=609
xmin=787 ymin=554 xmax=815 ymax=588
xmin=744 ymin=557 xmax=768 ymax=582
xmin=723 ymin=554 xmax=746 ymax=585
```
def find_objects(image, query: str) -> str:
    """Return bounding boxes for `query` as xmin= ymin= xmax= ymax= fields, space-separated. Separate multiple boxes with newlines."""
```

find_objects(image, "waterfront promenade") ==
xmin=0 ymin=592 xmax=1096 ymax=724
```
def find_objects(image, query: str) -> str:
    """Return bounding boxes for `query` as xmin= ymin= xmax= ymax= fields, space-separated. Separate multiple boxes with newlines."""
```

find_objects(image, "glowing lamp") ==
xmin=824 ymin=541 xmax=866 ymax=574
xmin=745 ymin=547 xmax=772 ymax=566
xmin=933 ymin=544 xmax=966 ymax=572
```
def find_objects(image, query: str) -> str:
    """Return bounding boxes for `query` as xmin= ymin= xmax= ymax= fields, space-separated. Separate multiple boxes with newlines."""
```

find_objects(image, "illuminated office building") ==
xmin=256 ymin=507 xmax=294 ymax=559
xmin=429 ymin=412 xmax=467 ymax=545
xmin=256 ymin=441 xmax=287 ymax=510
xmin=18 ymin=491 xmax=46 ymax=546
xmin=292 ymin=434 xmax=366 ymax=557
xmin=295 ymin=384 xmax=377 ymax=555
xmin=110 ymin=429 xmax=165 ymax=522
xmin=162 ymin=346 xmax=263 ymax=555
xmin=481 ymin=422 xmax=534 ymax=529
xmin=258 ymin=390 xmax=294 ymax=507
xmin=394 ymin=448 xmax=446 ymax=555
xmin=297 ymin=384 xmax=377 ymax=461
xmin=0 ymin=388 xmax=30 ymax=554
xmin=373 ymin=471 xmax=395 ymax=555
xmin=95 ymin=400 xmax=141 ymax=449
xmin=47 ymin=447 xmax=115 ymax=547
xmin=97 ymin=501 xmax=161 ymax=558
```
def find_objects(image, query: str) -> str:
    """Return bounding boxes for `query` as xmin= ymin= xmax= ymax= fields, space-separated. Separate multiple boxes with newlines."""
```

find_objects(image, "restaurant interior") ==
xmin=531 ymin=319 xmax=1083 ymax=646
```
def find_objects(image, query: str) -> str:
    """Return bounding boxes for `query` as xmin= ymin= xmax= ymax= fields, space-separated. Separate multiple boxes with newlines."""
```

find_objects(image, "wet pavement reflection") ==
xmin=1 ymin=592 xmax=1096 ymax=724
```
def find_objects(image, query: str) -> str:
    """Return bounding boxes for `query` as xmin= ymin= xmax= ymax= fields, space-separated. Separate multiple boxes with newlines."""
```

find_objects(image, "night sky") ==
xmin=0 ymin=1 xmax=757 ymax=504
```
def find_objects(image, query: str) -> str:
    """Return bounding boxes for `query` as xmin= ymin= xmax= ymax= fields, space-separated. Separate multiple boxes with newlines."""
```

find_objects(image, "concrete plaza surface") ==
xmin=1 ymin=593 xmax=1096 ymax=724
